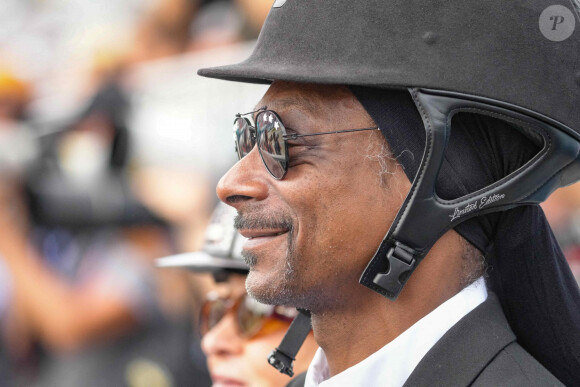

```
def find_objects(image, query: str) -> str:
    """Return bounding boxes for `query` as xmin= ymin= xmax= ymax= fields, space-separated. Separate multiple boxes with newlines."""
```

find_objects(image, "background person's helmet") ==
xmin=198 ymin=0 xmax=580 ymax=300
xmin=157 ymin=202 xmax=248 ymax=275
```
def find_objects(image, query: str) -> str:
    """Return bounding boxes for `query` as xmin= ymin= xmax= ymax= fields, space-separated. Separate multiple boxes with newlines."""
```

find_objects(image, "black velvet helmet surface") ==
xmin=199 ymin=0 xmax=580 ymax=136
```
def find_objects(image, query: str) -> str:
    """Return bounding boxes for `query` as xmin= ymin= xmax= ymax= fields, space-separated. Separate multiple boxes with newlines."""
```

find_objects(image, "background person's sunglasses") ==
xmin=200 ymin=292 xmax=297 ymax=338
xmin=234 ymin=107 xmax=379 ymax=179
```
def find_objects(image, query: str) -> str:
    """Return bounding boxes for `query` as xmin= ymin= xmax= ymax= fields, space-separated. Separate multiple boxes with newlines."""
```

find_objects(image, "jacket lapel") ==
xmin=403 ymin=293 xmax=515 ymax=387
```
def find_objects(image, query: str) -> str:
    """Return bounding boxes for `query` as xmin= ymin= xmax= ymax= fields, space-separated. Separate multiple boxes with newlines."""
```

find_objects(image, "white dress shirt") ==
xmin=304 ymin=277 xmax=488 ymax=387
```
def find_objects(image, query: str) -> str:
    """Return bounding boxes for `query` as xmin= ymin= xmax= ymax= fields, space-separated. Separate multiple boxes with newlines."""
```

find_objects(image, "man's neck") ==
xmin=309 ymin=230 xmax=468 ymax=376
xmin=310 ymin=278 xmax=463 ymax=376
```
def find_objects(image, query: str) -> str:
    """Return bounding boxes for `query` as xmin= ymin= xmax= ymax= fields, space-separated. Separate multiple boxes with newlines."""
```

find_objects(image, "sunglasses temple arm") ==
xmin=267 ymin=309 xmax=312 ymax=377
xmin=284 ymin=127 xmax=379 ymax=140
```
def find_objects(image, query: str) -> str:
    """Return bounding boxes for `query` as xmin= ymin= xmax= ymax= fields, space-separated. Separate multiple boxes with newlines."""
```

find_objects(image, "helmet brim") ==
xmin=156 ymin=251 xmax=249 ymax=273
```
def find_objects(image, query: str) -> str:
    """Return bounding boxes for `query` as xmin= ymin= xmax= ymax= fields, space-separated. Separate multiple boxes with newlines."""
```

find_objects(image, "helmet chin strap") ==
xmin=268 ymin=309 xmax=312 ymax=376
xmin=360 ymin=88 xmax=580 ymax=300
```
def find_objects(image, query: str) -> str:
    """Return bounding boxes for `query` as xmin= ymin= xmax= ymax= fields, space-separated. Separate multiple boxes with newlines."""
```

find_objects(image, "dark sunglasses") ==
xmin=234 ymin=107 xmax=379 ymax=179
xmin=200 ymin=292 xmax=297 ymax=338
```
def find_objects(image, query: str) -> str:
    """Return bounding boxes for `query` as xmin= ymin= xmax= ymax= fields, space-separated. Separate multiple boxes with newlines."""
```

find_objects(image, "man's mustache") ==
xmin=234 ymin=212 xmax=294 ymax=231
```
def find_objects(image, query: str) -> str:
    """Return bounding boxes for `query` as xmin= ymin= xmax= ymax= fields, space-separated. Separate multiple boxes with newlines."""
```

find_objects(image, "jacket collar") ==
xmin=404 ymin=292 xmax=515 ymax=387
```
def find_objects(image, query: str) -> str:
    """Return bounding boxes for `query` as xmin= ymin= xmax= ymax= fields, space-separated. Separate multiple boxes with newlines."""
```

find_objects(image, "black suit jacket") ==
xmin=287 ymin=293 xmax=563 ymax=386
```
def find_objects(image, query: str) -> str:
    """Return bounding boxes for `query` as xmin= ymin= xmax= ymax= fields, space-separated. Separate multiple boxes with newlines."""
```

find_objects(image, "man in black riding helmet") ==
xmin=197 ymin=1 xmax=580 ymax=385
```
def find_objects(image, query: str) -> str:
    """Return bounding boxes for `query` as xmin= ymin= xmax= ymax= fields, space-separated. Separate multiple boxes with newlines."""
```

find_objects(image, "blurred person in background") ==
xmin=158 ymin=202 xmax=318 ymax=387
xmin=0 ymin=69 xmax=209 ymax=386
xmin=0 ymin=66 xmax=36 ymax=387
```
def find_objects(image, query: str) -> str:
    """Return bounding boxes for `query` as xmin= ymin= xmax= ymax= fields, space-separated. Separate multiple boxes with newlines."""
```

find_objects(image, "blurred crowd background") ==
xmin=0 ymin=1 xmax=578 ymax=386
xmin=0 ymin=0 xmax=270 ymax=386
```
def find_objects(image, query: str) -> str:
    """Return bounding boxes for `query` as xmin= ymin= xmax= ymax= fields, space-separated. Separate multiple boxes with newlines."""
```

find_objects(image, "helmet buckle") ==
xmin=373 ymin=242 xmax=417 ymax=297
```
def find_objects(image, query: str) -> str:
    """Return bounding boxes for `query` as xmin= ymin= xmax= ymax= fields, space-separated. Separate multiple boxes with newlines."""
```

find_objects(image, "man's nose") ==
xmin=201 ymin=313 xmax=244 ymax=358
xmin=216 ymin=147 xmax=269 ymax=207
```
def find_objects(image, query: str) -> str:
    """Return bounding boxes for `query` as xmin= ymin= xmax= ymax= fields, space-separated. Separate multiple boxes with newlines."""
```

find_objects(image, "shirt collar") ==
xmin=304 ymin=277 xmax=488 ymax=387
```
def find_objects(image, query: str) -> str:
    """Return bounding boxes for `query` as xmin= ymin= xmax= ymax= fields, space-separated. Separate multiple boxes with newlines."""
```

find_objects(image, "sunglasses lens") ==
xmin=233 ymin=117 xmax=255 ymax=159
xmin=200 ymin=298 xmax=227 ymax=335
xmin=237 ymin=295 xmax=275 ymax=337
xmin=256 ymin=112 xmax=287 ymax=179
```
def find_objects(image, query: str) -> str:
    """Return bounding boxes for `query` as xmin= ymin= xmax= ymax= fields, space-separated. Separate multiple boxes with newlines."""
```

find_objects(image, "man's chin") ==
xmin=245 ymin=269 xmax=294 ymax=306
